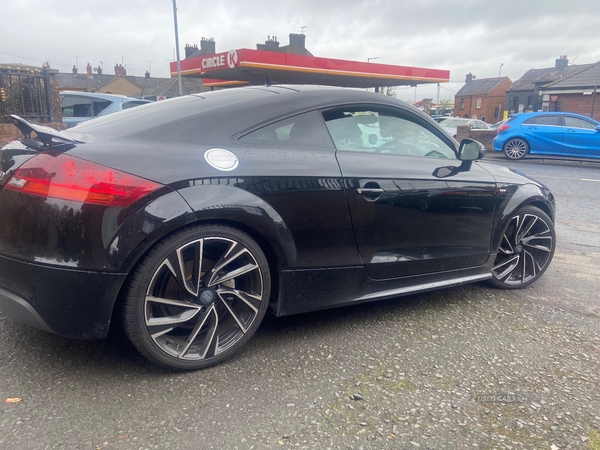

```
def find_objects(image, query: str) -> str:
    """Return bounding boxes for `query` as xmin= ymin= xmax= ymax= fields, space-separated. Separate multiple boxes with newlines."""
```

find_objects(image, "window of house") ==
xmin=459 ymin=98 xmax=465 ymax=110
xmin=527 ymin=96 xmax=534 ymax=110
xmin=476 ymin=98 xmax=482 ymax=109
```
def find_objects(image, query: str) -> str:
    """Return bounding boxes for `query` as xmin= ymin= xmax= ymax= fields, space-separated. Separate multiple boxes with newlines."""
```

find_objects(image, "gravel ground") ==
xmin=1 ymin=245 xmax=600 ymax=450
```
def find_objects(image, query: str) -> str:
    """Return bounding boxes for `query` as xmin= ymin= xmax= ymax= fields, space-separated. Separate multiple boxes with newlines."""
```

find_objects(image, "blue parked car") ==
xmin=493 ymin=112 xmax=600 ymax=160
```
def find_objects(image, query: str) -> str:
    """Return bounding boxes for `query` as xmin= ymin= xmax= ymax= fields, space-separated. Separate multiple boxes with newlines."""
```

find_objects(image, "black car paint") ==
xmin=0 ymin=86 xmax=555 ymax=340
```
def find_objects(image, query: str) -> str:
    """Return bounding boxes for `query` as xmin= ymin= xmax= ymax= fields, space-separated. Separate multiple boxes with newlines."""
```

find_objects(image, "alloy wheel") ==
xmin=124 ymin=225 xmax=270 ymax=370
xmin=491 ymin=209 xmax=554 ymax=287
xmin=504 ymin=138 xmax=529 ymax=160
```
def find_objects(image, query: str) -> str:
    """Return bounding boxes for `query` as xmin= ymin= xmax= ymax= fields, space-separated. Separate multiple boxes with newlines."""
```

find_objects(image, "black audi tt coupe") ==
xmin=0 ymin=85 xmax=555 ymax=370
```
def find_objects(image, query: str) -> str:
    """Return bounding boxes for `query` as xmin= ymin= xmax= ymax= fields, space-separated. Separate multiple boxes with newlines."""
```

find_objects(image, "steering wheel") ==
xmin=375 ymin=140 xmax=411 ymax=154
xmin=424 ymin=150 xmax=449 ymax=158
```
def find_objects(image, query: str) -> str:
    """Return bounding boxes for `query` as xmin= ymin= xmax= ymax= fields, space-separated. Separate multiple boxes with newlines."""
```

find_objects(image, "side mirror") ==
xmin=458 ymin=138 xmax=486 ymax=161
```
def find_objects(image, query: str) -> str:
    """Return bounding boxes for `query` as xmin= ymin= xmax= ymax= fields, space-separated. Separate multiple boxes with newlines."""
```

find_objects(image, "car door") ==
xmin=561 ymin=115 xmax=600 ymax=158
xmin=521 ymin=115 xmax=563 ymax=154
xmin=323 ymin=106 xmax=497 ymax=280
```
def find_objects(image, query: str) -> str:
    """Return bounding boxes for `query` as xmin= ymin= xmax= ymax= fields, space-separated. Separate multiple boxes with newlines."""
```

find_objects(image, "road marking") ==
xmin=526 ymin=174 xmax=600 ymax=182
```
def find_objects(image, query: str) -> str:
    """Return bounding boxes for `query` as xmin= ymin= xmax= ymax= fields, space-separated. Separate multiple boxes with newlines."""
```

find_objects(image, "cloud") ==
xmin=2 ymin=0 xmax=600 ymax=102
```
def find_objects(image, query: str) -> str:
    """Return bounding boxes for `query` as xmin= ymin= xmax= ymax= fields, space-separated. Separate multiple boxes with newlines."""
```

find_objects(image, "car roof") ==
xmin=67 ymin=84 xmax=430 ymax=141
xmin=59 ymin=91 xmax=144 ymax=101
xmin=510 ymin=111 xmax=599 ymax=123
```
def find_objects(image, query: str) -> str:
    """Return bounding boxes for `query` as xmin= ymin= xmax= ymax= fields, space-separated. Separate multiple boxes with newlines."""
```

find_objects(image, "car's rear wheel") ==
xmin=503 ymin=138 xmax=529 ymax=160
xmin=123 ymin=224 xmax=270 ymax=370
xmin=490 ymin=206 xmax=555 ymax=289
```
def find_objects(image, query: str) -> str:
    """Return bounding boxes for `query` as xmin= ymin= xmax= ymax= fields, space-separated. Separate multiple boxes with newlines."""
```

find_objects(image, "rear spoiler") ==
xmin=10 ymin=115 xmax=82 ymax=152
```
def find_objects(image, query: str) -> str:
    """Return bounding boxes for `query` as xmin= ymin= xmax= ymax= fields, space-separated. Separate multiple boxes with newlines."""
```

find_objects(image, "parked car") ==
xmin=438 ymin=117 xmax=492 ymax=137
xmin=489 ymin=120 xmax=506 ymax=131
xmin=0 ymin=86 xmax=556 ymax=370
xmin=60 ymin=91 xmax=151 ymax=127
xmin=493 ymin=112 xmax=600 ymax=160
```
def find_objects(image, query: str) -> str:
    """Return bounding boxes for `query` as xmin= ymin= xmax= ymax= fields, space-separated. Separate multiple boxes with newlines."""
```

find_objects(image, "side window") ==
xmin=564 ymin=116 xmax=596 ymax=129
xmin=93 ymin=100 xmax=112 ymax=116
xmin=122 ymin=101 xmax=150 ymax=110
xmin=61 ymin=96 xmax=93 ymax=118
xmin=322 ymin=108 xmax=456 ymax=159
xmin=523 ymin=116 xmax=560 ymax=126
xmin=239 ymin=110 xmax=334 ymax=149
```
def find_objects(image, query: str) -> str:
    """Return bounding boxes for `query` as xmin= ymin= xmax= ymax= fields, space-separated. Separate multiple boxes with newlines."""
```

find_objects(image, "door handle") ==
xmin=357 ymin=188 xmax=384 ymax=195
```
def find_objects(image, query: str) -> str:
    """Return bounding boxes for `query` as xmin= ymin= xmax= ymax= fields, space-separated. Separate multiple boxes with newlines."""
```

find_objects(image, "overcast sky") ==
xmin=3 ymin=0 xmax=600 ymax=102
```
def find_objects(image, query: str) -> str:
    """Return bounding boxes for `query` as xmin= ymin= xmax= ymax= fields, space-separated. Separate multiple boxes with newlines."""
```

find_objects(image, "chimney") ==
xmin=261 ymin=35 xmax=280 ymax=51
xmin=114 ymin=63 xmax=126 ymax=77
xmin=465 ymin=72 xmax=473 ymax=83
xmin=289 ymin=33 xmax=306 ymax=54
xmin=72 ymin=65 xmax=78 ymax=74
xmin=86 ymin=62 xmax=93 ymax=78
xmin=96 ymin=66 xmax=103 ymax=75
xmin=200 ymin=37 xmax=216 ymax=55
xmin=145 ymin=71 xmax=150 ymax=78
xmin=185 ymin=43 xmax=198 ymax=58
xmin=555 ymin=54 xmax=569 ymax=69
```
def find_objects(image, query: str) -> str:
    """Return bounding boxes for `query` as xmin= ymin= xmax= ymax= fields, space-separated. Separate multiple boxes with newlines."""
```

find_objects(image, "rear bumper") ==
xmin=0 ymin=254 xmax=127 ymax=339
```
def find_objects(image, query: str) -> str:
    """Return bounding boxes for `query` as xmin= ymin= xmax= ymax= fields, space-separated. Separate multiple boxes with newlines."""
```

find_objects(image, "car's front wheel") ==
xmin=503 ymin=138 xmax=529 ymax=160
xmin=122 ymin=224 xmax=271 ymax=370
xmin=490 ymin=206 xmax=555 ymax=289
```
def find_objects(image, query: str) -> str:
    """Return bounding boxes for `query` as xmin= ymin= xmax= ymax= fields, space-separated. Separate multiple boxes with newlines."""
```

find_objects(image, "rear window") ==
xmin=65 ymin=88 xmax=276 ymax=140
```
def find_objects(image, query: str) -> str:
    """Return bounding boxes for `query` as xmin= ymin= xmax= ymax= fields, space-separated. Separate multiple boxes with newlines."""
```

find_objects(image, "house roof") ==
xmin=510 ymin=64 xmax=594 ymax=91
xmin=52 ymin=72 xmax=202 ymax=98
xmin=541 ymin=61 xmax=600 ymax=89
xmin=54 ymin=73 xmax=142 ymax=91
xmin=135 ymin=77 xmax=206 ymax=98
xmin=456 ymin=77 xmax=509 ymax=96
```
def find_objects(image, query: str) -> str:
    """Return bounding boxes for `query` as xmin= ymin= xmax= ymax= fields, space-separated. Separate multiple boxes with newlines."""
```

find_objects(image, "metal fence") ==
xmin=0 ymin=66 xmax=54 ymax=124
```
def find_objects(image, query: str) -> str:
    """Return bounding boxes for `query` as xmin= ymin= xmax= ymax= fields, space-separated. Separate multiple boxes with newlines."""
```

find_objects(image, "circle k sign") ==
xmin=227 ymin=50 xmax=239 ymax=69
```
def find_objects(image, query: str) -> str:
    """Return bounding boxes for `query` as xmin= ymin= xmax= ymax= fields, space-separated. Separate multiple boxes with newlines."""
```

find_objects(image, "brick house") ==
xmin=540 ymin=61 xmax=600 ymax=121
xmin=505 ymin=56 xmax=593 ymax=114
xmin=453 ymin=74 xmax=512 ymax=123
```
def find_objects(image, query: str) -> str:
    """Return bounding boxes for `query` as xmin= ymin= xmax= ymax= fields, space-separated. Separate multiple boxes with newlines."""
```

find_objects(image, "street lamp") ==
xmin=499 ymin=63 xmax=504 ymax=77
xmin=172 ymin=0 xmax=183 ymax=96
xmin=367 ymin=57 xmax=380 ymax=63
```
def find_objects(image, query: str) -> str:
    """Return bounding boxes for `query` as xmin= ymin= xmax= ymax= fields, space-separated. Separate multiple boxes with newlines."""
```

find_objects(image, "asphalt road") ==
xmin=1 ymin=156 xmax=599 ymax=450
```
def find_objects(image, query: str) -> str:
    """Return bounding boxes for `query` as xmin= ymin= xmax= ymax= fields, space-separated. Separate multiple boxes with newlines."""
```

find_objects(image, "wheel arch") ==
xmin=491 ymin=183 xmax=555 ymax=253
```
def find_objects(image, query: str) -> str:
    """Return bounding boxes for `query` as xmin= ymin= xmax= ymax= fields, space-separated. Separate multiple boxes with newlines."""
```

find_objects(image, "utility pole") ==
xmin=172 ymin=0 xmax=183 ymax=96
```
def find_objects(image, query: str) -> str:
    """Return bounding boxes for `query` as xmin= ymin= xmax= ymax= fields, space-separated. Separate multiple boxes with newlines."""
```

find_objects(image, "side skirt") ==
xmin=275 ymin=265 xmax=492 ymax=317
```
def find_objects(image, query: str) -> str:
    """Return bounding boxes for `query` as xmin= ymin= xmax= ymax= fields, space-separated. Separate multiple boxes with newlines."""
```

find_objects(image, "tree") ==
xmin=436 ymin=98 xmax=454 ymax=115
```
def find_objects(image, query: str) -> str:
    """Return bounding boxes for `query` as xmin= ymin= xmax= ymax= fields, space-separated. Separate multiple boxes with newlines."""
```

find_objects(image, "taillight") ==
xmin=5 ymin=151 xmax=162 ymax=207
xmin=498 ymin=124 xmax=511 ymax=133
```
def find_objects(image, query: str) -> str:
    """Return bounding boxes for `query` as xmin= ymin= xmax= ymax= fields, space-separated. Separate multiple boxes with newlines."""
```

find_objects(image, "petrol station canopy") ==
xmin=170 ymin=48 xmax=450 ymax=89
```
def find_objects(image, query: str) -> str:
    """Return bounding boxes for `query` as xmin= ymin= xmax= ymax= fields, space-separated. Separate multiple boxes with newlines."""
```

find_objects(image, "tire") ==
xmin=489 ymin=206 xmax=555 ymax=289
xmin=503 ymin=138 xmax=529 ymax=160
xmin=122 ymin=224 xmax=271 ymax=370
